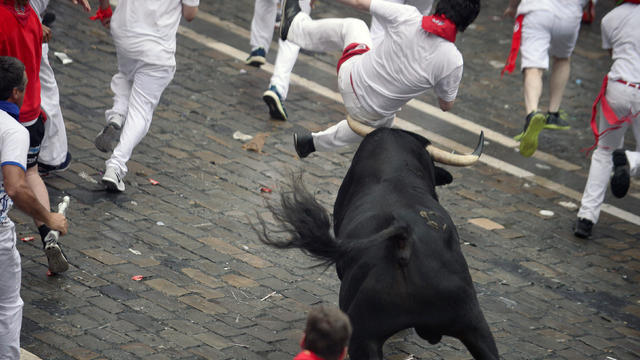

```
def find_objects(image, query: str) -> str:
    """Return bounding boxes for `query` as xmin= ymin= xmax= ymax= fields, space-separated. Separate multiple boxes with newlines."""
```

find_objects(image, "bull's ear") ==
xmin=434 ymin=166 xmax=453 ymax=186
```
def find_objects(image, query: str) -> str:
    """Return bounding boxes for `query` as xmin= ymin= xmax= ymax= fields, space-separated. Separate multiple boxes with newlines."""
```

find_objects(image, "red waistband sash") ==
xmin=336 ymin=42 xmax=370 ymax=74
xmin=584 ymin=76 xmax=639 ymax=154
xmin=582 ymin=0 xmax=595 ymax=24
xmin=501 ymin=14 xmax=524 ymax=77
xmin=421 ymin=14 xmax=457 ymax=43
xmin=90 ymin=6 xmax=112 ymax=21
xmin=617 ymin=0 xmax=640 ymax=5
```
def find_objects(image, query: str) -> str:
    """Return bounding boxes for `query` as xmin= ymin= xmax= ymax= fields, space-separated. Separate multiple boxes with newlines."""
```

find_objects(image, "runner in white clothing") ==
xmin=0 ymin=56 xmax=68 ymax=360
xmin=246 ymin=0 xmax=313 ymax=121
xmin=503 ymin=0 xmax=593 ymax=157
xmin=574 ymin=0 xmax=640 ymax=238
xmin=280 ymin=0 xmax=479 ymax=158
xmin=30 ymin=0 xmax=91 ymax=175
xmin=93 ymin=0 xmax=199 ymax=192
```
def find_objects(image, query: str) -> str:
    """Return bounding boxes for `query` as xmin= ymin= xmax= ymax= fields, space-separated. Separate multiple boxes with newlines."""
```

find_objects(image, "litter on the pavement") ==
xmin=539 ymin=210 xmax=554 ymax=217
xmin=131 ymin=275 xmax=144 ymax=281
xmin=232 ymin=131 xmax=253 ymax=141
xmin=128 ymin=248 xmax=142 ymax=255
xmin=260 ymin=187 xmax=272 ymax=193
xmin=156 ymin=221 xmax=165 ymax=226
xmin=53 ymin=51 xmax=73 ymax=64
xmin=21 ymin=236 xmax=35 ymax=242
xmin=148 ymin=178 xmax=159 ymax=185
xmin=558 ymin=201 xmax=578 ymax=211
xmin=242 ymin=132 xmax=268 ymax=153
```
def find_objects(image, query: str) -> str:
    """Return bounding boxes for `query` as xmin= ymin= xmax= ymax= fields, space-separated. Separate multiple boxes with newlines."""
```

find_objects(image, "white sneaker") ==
xmin=102 ymin=166 xmax=125 ymax=192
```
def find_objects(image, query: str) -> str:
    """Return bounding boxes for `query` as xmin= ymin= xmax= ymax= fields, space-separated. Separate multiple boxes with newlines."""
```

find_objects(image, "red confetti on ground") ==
xmin=148 ymin=178 xmax=159 ymax=185
xmin=131 ymin=275 xmax=144 ymax=281
xmin=21 ymin=236 xmax=35 ymax=242
xmin=260 ymin=187 xmax=272 ymax=193
xmin=46 ymin=270 xmax=54 ymax=276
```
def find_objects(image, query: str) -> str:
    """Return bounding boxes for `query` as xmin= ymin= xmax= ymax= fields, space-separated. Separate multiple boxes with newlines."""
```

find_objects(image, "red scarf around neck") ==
xmin=421 ymin=14 xmax=457 ymax=43
xmin=0 ymin=0 xmax=32 ymax=26
xmin=617 ymin=0 xmax=640 ymax=5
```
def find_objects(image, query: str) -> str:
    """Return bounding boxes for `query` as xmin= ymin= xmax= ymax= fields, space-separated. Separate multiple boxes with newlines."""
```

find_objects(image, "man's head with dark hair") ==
xmin=434 ymin=0 xmax=481 ymax=32
xmin=302 ymin=306 xmax=352 ymax=360
xmin=0 ymin=56 xmax=27 ymax=105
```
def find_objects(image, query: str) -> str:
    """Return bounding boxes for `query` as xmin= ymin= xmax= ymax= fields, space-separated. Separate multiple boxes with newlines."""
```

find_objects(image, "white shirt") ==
xmin=29 ymin=0 xmax=49 ymax=18
xmin=602 ymin=3 xmax=640 ymax=83
xmin=352 ymin=0 xmax=463 ymax=118
xmin=517 ymin=0 xmax=590 ymax=19
xmin=370 ymin=0 xmax=434 ymax=48
xmin=110 ymin=0 xmax=200 ymax=66
xmin=0 ymin=110 xmax=29 ymax=225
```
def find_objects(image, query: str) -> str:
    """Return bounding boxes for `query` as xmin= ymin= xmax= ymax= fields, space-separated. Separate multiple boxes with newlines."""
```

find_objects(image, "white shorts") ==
xmin=520 ymin=10 xmax=581 ymax=70
xmin=0 ymin=222 xmax=22 ymax=360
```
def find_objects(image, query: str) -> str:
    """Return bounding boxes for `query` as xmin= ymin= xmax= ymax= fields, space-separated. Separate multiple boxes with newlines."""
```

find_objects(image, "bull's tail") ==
xmin=255 ymin=173 xmax=343 ymax=267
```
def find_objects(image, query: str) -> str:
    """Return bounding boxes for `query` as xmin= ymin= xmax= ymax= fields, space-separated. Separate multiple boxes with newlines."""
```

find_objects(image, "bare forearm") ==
xmin=9 ymin=183 xmax=51 ymax=225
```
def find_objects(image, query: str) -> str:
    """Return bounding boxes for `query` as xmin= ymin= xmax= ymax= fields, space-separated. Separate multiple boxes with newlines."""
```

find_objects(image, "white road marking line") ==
xmin=177 ymin=19 xmax=640 ymax=226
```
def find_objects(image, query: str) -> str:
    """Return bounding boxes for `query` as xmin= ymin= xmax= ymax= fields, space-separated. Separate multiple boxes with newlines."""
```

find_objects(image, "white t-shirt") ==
xmin=0 ymin=110 xmax=29 ymax=225
xmin=370 ymin=0 xmax=434 ymax=48
xmin=602 ymin=3 xmax=640 ymax=83
xmin=352 ymin=0 xmax=463 ymax=118
xmin=110 ymin=0 xmax=200 ymax=66
xmin=517 ymin=0 xmax=590 ymax=19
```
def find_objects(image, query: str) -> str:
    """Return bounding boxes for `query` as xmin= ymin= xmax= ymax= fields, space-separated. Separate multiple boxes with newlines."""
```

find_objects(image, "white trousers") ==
xmin=370 ymin=0 xmax=433 ymax=48
xmin=39 ymin=43 xmax=69 ymax=166
xmin=0 ymin=222 xmax=23 ymax=360
xmin=288 ymin=12 xmax=394 ymax=151
xmin=105 ymin=54 xmax=175 ymax=178
xmin=578 ymin=81 xmax=640 ymax=223
xmin=249 ymin=0 xmax=311 ymax=99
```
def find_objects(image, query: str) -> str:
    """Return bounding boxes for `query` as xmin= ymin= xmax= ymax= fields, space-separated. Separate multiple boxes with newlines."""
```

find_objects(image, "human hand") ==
xmin=503 ymin=5 xmax=516 ymax=18
xmin=69 ymin=0 xmax=91 ymax=12
xmin=42 ymin=24 xmax=52 ymax=43
xmin=47 ymin=213 xmax=68 ymax=235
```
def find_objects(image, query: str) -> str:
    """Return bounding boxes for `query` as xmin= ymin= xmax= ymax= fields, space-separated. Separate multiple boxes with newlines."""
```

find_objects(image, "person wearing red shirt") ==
xmin=294 ymin=306 xmax=352 ymax=360
xmin=0 ymin=0 xmax=69 ymax=273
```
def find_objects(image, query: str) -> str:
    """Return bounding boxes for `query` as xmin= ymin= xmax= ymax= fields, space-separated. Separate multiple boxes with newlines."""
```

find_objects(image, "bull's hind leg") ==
xmin=348 ymin=336 xmax=384 ymax=360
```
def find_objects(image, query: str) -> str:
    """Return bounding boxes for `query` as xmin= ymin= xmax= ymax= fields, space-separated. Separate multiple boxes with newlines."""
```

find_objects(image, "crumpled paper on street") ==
xmin=242 ymin=132 xmax=269 ymax=153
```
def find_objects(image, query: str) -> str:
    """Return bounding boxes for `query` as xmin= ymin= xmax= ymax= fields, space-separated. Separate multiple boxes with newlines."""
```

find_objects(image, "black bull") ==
xmin=258 ymin=128 xmax=499 ymax=359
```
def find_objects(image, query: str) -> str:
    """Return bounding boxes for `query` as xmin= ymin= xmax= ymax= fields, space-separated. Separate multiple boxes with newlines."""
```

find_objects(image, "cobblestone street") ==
xmin=10 ymin=0 xmax=640 ymax=359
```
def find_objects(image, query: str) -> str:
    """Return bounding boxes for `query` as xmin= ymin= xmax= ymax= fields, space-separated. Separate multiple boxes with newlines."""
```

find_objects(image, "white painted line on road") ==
xmin=177 ymin=19 xmax=640 ymax=226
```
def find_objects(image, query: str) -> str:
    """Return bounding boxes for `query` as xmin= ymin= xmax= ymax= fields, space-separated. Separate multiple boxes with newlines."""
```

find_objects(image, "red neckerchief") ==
xmin=0 ymin=1 xmax=33 ymax=27
xmin=617 ymin=0 xmax=640 ymax=5
xmin=421 ymin=14 xmax=457 ymax=43
xmin=336 ymin=42 xmax=370 ymax=74
xmin=583 ymin=76 xmax=640 ymax=154
xmin=293 ymin=350 xmax=325 ymax=360
xmin=89 ymin=6 xmax=112 ymax=21
xmin=501 ymin=14 xmax=524 ymax=77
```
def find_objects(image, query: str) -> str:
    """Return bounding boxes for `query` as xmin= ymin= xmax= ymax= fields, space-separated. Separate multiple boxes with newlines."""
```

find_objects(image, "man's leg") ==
xmin=103 ymin=62 xmax=175 ymax=191
xmin=523 ymin=68 xmax=544 ymax=114
xmin=38 ymin=42 xmax=70 ymax=170
xmin=287 ymin=12 xmax=372 ymax=53
xmin=548 ymin=56 xmax=570 ymax=113
xmin=0 ymin=227 xmax=23 ymax=360
xmin=95 ymin=54 xmax=134 ymax=153
xmin=247 ymin=0 xmax=279 ymax=66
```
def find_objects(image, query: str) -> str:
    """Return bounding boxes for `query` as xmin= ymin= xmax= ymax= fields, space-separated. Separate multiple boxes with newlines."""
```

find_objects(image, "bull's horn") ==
xmin=426 ymin=131 xmax=484 ymax=167
xmin=347 ymin=115 xmax=375 ymax=137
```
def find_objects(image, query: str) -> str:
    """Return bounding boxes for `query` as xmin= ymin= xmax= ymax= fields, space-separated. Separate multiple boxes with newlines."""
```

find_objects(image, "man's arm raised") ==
xmin=3 ymin=164 xmax=68 ymax=235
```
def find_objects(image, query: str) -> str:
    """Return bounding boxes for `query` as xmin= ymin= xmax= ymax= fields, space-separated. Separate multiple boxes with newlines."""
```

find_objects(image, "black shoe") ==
xmin=573 ymin=218 xmax=593 ymax=239
xmin=294 ymin=132 xmax=315 ymax=158
xmin=611 ymin=149 xmax=630 ymax=198
xmin=544 ymin=111 xmax=571 ymax=130
xmin=38 ymin=152 xmax=72 ymax=176
xmin=280 ymin=0 xmax=301 ymax=41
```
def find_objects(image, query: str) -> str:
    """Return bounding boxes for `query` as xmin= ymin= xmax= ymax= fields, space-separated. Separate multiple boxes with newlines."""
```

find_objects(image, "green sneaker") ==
xmin=518 ymin=111 xmax=546 ymax=157
xmin=545 ymin=111 xmax=571 ymax=130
